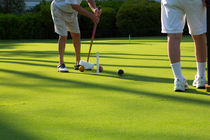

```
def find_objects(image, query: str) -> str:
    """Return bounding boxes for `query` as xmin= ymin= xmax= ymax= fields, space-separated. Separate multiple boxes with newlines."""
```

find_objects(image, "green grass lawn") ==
xmin=0 ymin=36 xmax=210 ymax=140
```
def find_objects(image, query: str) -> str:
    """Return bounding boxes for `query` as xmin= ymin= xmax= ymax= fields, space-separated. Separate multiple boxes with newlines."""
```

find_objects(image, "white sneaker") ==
xmin=57 ymin=63 xmax=69 ymax=72
xmin=193 ymin=75 xmax=206 ymax=89
xmin=174 ymin=78 xmax=189 ymax=92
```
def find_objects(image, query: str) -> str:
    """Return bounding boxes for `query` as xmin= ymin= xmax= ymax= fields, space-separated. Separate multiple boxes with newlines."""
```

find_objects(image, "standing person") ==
xmin=51 ymin=0 xmax=101 ymax=72
xmin=161 ymin=0 xmax=207 ymax=91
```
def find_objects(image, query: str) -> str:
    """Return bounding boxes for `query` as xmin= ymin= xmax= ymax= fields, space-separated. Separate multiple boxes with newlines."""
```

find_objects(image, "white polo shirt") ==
xmin=53 ymin=0 xmax=82 ymax=13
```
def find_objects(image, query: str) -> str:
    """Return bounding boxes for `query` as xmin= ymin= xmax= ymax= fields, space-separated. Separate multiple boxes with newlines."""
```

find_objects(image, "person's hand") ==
xmin=91 ymin=15 xmax=100 ymax=24
xmin=94 ymin=8 xmax=102 ymax=17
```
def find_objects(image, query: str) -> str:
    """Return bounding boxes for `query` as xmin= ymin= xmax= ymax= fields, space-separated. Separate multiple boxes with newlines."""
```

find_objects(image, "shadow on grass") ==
xmin=0 ymin=58 xmax=58 ymax=64
xmin=0 ymin=119 xmax=37 ymax=140
xmin=0 ymin=50 xmax=60 ymax=58
xmin=97 ymin=53 xmax=195 ymax=62
xmin=99 ymin=53 xmax=194 ymax=58
xmin=0 ymin=35 xmax=193 ymax=45
xmin=101 ymin=63 xmax=197 ymax=71
xmin=0 ymin=50 xmax=91 ymax=58
xmin=81 ymin=42 xmax=141 ymax=45
xmin=0 ymin=58 xmax=77 ymax=68
xmin=0 ymin=60 xmax=57 ymax=68
xmin=78 ymin=70 xmax=209 ymax=97
xmin=185 ymin=88 xmax=210 ymax=96
xmin=0 ymin=68 xmax=210 ymax=106
xmin=0 ymin=57 xmax=197 ymax=71
xmin=0 ymin=51 xmax=195 ymax=63
xmin=0 ymin=44 xmax=19 ymax=49
xmin=99 ymin=55 xmax=195 ymax=62
xmin=78 ymin=69 xmax=174 ymax=84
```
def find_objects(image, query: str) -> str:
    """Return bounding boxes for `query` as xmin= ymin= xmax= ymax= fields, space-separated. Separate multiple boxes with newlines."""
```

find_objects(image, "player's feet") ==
xmin=58 ymin=63 xmax=69 ymax=72
xmin=174 ymin=78 xmax=189 ymax=92
xmin=74 ymin=64 xmax=81 ymax=70
xmin=193 ymin=75 xmax=206 ymax=89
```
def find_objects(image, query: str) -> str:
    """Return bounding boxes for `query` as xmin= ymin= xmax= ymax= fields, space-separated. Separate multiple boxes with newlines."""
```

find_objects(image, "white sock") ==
xmin=171 ymin=62 xmax=184 ymax=80
xmin=197 ymin=62 xmax=206 ymax=78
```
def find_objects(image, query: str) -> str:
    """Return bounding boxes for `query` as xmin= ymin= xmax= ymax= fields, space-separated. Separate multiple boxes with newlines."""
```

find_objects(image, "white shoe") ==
xmin=174 ymin=78 xmax=189 ymax=92
xmin=58 ymin=63 xmax=69 ymax=72
xmin=193 ymin=75 xmax=206 ymax=89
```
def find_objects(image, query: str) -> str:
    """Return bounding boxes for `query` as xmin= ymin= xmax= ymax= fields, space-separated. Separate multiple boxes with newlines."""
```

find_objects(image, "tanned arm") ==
xmin=87 ymin=0 xmax=101 ymax=17
xmin=71 ymin=4 xmax=99 ymax=24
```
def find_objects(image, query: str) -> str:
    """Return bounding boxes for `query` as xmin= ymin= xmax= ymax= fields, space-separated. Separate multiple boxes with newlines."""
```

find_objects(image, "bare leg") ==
xmin=167 ymin=33 xmax=185 ymax=81
xmin=192 ymin=33 xmax=207 ymax=81
xmin=192 ymin=33 xmax=207 ymax=63
xmin=167 ymin=33 xmax=189 ymax=91
xmin=168 ymin=33 xmax=182 ymax=64
xmin=58 ymin=36 xmax=67 ymax=64
xmin=70 ymin=32 xmax=81 ymax=64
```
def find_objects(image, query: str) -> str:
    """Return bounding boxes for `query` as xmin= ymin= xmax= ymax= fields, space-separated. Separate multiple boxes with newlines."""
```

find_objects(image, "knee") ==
xmin=168 ymin=33 xmax=182 ymax=41
xmin=71 ymin=33 xmax=81 ymax=39
xmin=59 ymin=36 xmax=67 ymax=41
xmin=192 ymin=33 xmax=206 ymax=40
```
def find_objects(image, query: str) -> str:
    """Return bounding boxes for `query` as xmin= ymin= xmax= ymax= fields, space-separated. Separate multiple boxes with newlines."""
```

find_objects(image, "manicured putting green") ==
xmin=0 ymin=36 xmax=210 ymax=140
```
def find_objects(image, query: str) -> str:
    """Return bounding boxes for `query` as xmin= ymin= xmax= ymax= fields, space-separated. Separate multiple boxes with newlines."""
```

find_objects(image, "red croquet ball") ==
xmin=99 ymin=66 xmax=103 ymax=72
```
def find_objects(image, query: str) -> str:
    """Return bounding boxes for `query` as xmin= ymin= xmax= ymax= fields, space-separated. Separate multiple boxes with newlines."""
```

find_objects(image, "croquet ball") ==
xmin=99 ymin=66 xmax=103 ymax=72
xmin=118 ymin=69 xmax=124 ymax=75
xmin=79 ymin=66 xmax=85 ymax=72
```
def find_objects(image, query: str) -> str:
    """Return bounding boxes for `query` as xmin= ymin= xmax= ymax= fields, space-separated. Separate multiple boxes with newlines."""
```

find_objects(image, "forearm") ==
xmin=86 ymin=0 xmax=97 ymax=13
xmin=71 ymin=5 xmax=94 ymax=20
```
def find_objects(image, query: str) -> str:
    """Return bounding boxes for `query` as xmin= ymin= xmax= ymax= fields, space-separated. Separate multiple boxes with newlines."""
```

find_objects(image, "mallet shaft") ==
xmin=87 ymin=24 xmax=97 ymax=62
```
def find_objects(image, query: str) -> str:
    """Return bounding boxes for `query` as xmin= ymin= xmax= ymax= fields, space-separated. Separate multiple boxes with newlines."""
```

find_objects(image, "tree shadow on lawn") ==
xmin=0 ymin=39 xmax=58 ymax=44
xmin=86 ymin=36 xmax=193 ymax=43
xmin=1 ymin=57 xmax=205 ymax=96
xmin=0 ymin=39 xmax=142 ymax=48
xmin=99 ymin=55 xmax=195 ymax=62
xmin=0 ymin=57 xmax=58 ymax=64
xmin=0 ymin=44 xmax=20 ymax=49
xmin=81 ymin=41 xmax=141 ymax=45
xmin=0 ymin=60 xmax=57 ymax=68
xmin=98 ymin=53 xmax=195 ymax=62
xmin=0 ymin=119 xmax=37 ymax=140
xmin=0 ymin=50 xmax=91 ymax=58
xmin=101 ymin=63 xmax=196 ymax=71
xmin=99 ymin=53 xmax=195 ymax=58
xmin=91 ymin=53 xmax=195 ymax=62
xmin=0 ymin=58 xmax=198 ymax=92
xmin=185 ymin=89 xmax=210 ymax=96
xmin=0 ymin=57 xmax=197 ymax=71
xmin=0 ymin=51 xmax=195 ymax=63
xmin=76 ymin=69 xmax=190 ymax=85
xmin=0 ymin=57 xmax=80 ymax=68
xmin=0 ymin=68 xmax=210 ymax=106
xmin=73 ymin=70 xmax=209 ymax=97
xmin=0 ymin=35 xmax=192 ymax=45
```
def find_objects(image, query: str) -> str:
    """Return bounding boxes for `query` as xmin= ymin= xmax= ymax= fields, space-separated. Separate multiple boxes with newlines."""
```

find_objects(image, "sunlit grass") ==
xmin=0 ymin=36 xmax=210 ymax=140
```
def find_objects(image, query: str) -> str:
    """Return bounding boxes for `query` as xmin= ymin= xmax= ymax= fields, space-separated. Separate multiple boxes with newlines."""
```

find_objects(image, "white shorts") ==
xmin=51 ymin=1 xmax=80 ymax=36
xmin=161 ymin=0 xmax=206 ymax=35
